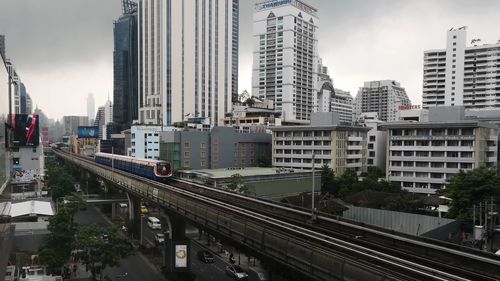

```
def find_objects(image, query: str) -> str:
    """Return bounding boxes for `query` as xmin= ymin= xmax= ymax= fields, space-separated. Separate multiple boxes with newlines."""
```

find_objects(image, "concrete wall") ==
xmin=343 ymin=205 xmax=456 ymax=237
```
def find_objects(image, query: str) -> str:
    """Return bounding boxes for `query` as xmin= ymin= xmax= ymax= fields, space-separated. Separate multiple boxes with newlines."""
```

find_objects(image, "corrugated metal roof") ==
xmin=9 ymin=201 xmax=54 ymax=218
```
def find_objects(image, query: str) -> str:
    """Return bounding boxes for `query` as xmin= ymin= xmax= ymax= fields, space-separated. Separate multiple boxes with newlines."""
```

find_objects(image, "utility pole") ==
xmin=311 ymin=153 xmax=316 ymax=219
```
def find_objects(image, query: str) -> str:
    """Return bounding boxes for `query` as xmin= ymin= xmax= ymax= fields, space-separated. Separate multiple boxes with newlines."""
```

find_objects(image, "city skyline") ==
xmin=1 ymin=0 xmax=500 ymax=119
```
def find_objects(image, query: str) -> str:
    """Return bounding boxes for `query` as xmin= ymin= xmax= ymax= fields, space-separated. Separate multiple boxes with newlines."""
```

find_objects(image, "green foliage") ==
xmin=336 ymin=169 xmax=359 ymax=198
xmin=46 ymin=158 xmax=76 ymax=200
xmin=72 ymin=224 xmax=133 ymax=278
xmin=445 ymin=167 xmax=500 ymax=219
xmin=227 ymin=173 xmax=243 ymax=191
xmin=365 ymin=166 xmax=385 ymax=179
xmin=40 ymin=207 xmax=75 ymax=272
xmin=320 ymin=165 xmax=335 ymax=193
xmin=243 ymin=97 xmax=255 ymax=106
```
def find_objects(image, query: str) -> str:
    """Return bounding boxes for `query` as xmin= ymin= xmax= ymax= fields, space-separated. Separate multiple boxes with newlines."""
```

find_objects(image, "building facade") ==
xmin=130 ymin=125 xmax=172 ymax=159
xmin=63 ymin=116 xmax=89 ymax=136
xmin=354 ymin=80 xmax=411 ymax=122
xmin=357 ymin=112 xmax=386 ymax=171
xmin=422 ymin=27 xmax=500 ymax=111
xmin=160 ymin=127 xmax=271 ymax=170
xmin=332 ymin=88 xmax=353 ymax=124
xmin=113 ymin=1 xmax=138 ymax=133
xmin=138 ymin=0 xmax=239 ymax=126
xmin=383 ymin=119 xmax=498 ymax=194
xmin=0 ymin=34 xmax=5 ymax=59
xmin=87 ymin=93 xmax=95 ymax=125
xmin=252 ymin=0 xmax=318 ymax=122
xmin=271 ymin=112 xmax=369 ymax=175
xmin=224 ymin=99 xmax=282 ymax=133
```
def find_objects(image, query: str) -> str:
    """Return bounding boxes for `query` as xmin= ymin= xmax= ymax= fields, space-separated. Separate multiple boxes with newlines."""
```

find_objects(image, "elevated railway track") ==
xmin=54 ymin=149 xmax=500 ymax=281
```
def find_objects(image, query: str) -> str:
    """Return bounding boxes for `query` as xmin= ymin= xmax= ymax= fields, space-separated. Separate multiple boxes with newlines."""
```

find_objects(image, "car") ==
xmin=154 ymin=233 xmax=165 ymax=245
xmin=197 ymin=250 xmax=214 ymax=263
xmin=225 ymin=265 xmax=248 ymax=281
xmin=140 ymin=205 xmax=149 ymax=214
xmin=119 ymin=203 xmax=128 ymax=208
xmin=147 ymin=216 xmax=162 ymax=230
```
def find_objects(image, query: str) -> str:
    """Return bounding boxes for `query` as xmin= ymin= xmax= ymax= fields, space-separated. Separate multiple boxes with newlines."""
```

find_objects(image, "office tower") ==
xmin=138 ymin=0 xmax=239 ymax=126
xmin=113 ymin=0 xmax=138 ymax=133
xmin=354 ymin=80 xmax=411 ymax=122
xmin=87 ymin=93 xmax=95 ymax=125
xmin=26 ymin=94 xmax=32 ymax=114
xmin=0 ymin=35 xmax=5 ymax=59
xmin=252 ymin=0 xmax=318 ymax=122
xmin=422 ymin=27 xmax=500 ymax=111
xmin=19 ymin=83 xmax=27 ymax=114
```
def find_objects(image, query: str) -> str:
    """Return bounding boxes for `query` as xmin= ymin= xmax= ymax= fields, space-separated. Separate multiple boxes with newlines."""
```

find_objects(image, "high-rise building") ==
xmin=94 ymin=99 xmax=113 ymax=140
xmin=87 ymin=93 xmax=95 ymax=125
xmin=26 ymin=93 xmax=32 ymax=114
xmin=138 ymin=0 xmax=239 ymax=126
xmin=252 ymin=0 xmax=318 ymax=122
xmin=332 ymin=88 xmax=353 ymax=124
xmin=354 ymin=80 xmax=411 ymax=122
xmin=422 ymin=27 xmax=500 ymax=111
xmin=0 ymin=35 xmax=5 ymax=60
xmin=113 ymin=0 xmax=138 ymax=133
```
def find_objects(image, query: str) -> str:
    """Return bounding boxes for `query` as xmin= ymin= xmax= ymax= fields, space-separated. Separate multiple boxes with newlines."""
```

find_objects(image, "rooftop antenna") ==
xmin=471 ymin=39 xmax=481 ymax=46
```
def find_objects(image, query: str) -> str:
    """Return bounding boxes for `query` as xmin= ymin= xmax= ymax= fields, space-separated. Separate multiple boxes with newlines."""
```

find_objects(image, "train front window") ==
xmin=157 ymin=163 xmax=170 ymax=176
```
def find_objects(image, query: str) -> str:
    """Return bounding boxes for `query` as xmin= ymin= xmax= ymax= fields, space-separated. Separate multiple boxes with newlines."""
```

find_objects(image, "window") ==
xmin=369 ymin=136 xmax=376 ymax=141
xmin=184 ymin=141 xmax=190 ymax=148
xmin=403 ymin=151 xmax=414 ymax=157
xmin=368 ymin=143 xmax=374 ymax=149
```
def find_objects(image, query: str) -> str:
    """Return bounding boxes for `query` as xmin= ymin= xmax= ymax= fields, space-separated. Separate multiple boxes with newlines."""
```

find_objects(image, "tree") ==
xmin=445 ymin=167 xmax=500 ymax=219
xmin=40 ymin=207 xmax=76 ymax=273
xmin=365 ymin=166 xmax=385 ymax=179
xmin=320 ymin=165 xmax=335 ymax=193
xmin=243 ymin=97 xmax=255 ymax=107
xmin=72 ymin=224 xmax=133 ymax=280
xmin=227 ymin=173 xmax=243 ymax=191
xmin=335 ymin=169 xmax=359 ymax=198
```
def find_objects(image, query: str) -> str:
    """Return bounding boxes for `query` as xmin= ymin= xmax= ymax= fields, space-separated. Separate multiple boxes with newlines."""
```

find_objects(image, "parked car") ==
xmin=119 ymin=203 xmax=128 ymax=208
xmin=140 ymin=205 xmax=149 ymax=214
xmin=155 ymin=233 xmax=165 ymax=245
xmin=197 ymin=250 xmax=214 ymax=263
xmin=225 ymin=265 xmax=248 ymax=281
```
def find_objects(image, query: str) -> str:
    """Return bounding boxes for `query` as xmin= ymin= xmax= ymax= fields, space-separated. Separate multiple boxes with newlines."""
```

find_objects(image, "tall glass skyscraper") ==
xmin=113 ymin=0 xmax=139 ymax=133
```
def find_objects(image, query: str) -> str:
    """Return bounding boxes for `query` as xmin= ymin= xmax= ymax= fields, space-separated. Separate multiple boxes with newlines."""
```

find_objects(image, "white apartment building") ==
xmin=252 ymin=0 xmax=318 ymax=122
xmin=138 ymin=0 xmax=239 ymax=126
xmin=332 ymin=88 xmax=353 ymax=124
xmin=130 ymin=125 xmax=174 ymax=159
xmin=357 ymin=112 xmax=386 ymax=171
xmin=354 ymin=80 xmax=411 ymax=122
xmin=383 ymin=121 xmax=498 ymax=195
xmin=271 ymin=112 xmax=368 ymax=175
xmin=423 ymin=27 xmax=500 ymax=110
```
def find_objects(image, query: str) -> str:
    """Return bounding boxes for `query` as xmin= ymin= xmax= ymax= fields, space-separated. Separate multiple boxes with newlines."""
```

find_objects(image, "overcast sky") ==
xmin=1 ymin=0 xmax=500 ymax=120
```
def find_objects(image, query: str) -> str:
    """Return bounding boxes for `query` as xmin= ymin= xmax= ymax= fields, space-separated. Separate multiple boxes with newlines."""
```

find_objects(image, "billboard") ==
xmin=78 ymin=126 xmax=99 ymax=138
xmin=175 ymin=245 xmax=188 ymax=268
xmin=9 ymin=114 xmax=39 ymax=147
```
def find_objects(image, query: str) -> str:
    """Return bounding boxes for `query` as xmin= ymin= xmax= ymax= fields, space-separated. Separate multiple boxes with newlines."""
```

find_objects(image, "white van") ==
xmin=147 ymin=217 xmax=161 ymax=230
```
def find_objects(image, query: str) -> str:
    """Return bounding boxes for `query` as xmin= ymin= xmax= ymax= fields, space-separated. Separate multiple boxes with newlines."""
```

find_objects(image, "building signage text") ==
xmin=398 ymin=105 xmax=421 ymax=111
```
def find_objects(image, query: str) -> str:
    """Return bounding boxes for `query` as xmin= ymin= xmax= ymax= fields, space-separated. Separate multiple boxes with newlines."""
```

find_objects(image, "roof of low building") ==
xmin=9 ymin=201 xmax=54 ymax=218
xmin=180 ymin=167 xmax=311 ymax=179
xmin=380 ymin=120 xmax=498 ymax=130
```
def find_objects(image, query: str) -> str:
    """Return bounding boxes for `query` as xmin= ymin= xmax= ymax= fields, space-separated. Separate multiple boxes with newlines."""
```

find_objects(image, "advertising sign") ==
xmin=9 ymin=114 xmax=40 ymax=146
xmin=78 ymin=126 xmax=99 ymax=138
xmin=175 ymin=245 xmax=188 ymax=268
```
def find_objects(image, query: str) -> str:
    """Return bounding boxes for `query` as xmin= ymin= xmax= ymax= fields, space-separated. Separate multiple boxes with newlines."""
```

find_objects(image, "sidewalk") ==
xmin=192 ymin=233 xmax=270 ymax=279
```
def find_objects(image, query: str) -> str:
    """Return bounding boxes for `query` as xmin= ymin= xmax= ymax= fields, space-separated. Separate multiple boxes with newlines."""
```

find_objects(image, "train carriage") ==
xmin=94 ymin=152 xmax=172 ymax=182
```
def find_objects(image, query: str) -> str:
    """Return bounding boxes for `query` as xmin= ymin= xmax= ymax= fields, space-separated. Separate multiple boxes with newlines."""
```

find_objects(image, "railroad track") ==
xmin=55 ymin=149 xmax=500 ymax=281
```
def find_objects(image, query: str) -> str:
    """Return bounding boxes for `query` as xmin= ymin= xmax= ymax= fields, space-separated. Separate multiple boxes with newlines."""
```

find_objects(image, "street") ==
xmin=74 ymin=206 xmax=167 ymax=281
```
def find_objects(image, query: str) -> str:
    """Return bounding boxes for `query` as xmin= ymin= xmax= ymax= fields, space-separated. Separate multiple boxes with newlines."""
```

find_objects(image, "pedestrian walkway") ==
xmin=67 ymin=262 xmax=91 ymax=281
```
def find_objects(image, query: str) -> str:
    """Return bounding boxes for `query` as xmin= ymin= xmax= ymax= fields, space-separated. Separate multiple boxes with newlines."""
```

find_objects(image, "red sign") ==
xmin=398 ymin=105 xmax=421 ymax=111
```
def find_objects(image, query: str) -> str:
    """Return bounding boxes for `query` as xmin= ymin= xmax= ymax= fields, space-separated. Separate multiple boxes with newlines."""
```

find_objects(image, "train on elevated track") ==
xmin=94 ymin=152 xmax=173 ymax=181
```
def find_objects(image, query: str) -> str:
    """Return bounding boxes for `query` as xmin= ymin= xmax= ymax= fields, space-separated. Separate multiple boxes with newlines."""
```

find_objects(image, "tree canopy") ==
xmin=445 ymin=167 xmax=500 ymax=219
